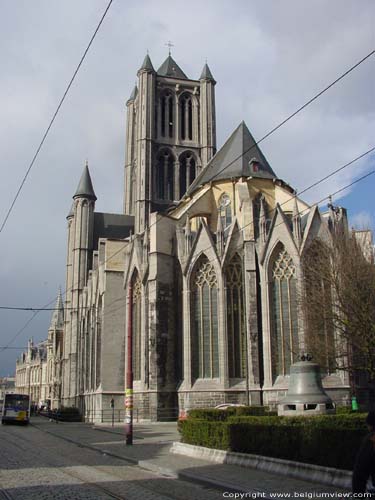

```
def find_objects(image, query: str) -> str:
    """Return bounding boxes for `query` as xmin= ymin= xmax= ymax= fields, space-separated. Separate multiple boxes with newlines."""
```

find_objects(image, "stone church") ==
xmin=61 ymin=54 xmax=351 ymax=421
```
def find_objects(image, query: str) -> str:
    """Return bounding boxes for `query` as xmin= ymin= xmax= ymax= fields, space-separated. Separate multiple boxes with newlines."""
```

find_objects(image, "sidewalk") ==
xmin=31 ymin=418 xmax=350 ymax=497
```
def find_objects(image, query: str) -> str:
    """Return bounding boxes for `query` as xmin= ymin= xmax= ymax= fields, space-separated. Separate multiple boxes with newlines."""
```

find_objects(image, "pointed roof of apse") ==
xmin=49 ymin=289 xmax=64 ymax=330
xmin=73 ymin=163 xmax=97 ymax=201
xmin=186 ymin=121 xmax=277 ymax=196
xmin=200 ymin=63 xmax=215 ymax=83
xmin=157 ymin=55 xmax=188 ymax=79
xmin=139 ymin=53 xmax=155 ymax=73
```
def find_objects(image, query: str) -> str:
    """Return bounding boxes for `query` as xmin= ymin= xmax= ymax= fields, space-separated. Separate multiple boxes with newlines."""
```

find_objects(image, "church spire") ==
xmin=49 ymin=288 xmax=64 ymax=330
xmin=139 ymin=53 xmax=155 ymax=73
xmin=200 ymin=62 xmax=216 ymax=83
xmin=127 ymin=85 xmax=138 ymax=103
xmin=73 ymin=163 xmax=97 ymax=201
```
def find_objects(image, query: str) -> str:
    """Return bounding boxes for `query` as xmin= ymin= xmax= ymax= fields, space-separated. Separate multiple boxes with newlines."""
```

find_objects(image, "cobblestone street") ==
xmin=0 ymin=418 xmax=222 ymax=500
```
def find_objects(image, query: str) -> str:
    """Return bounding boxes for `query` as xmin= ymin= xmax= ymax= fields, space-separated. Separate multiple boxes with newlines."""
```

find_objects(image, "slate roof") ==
xmin=157 ymin=56 xmax=188 ymax=79
xmin=93 ymin=213 xmax=134 ymax=249
xmin=186 ymin=121 xmax=277 ymax=195
xmin=128 ymin=85 xmax=138 ymax=102
xmin=200 ymin=63 xmax=215 ymax=82
xmin=73 ymin=165 xmax=97 ymax=201
xmin=139 ymin=54 xmax=155 ymax=72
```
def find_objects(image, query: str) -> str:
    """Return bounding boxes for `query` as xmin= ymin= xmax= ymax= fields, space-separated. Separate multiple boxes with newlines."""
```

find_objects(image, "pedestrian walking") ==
xmin=352 ymin=411 xmax=375 ymax=493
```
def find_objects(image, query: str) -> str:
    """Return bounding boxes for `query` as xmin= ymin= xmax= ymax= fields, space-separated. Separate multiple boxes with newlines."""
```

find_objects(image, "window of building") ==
xmin=95 ymin=300 xmax=102 ymax=388
xmin=302 ymin=240 xmax=335 ymax=374
xmin=191 ymin=257 xmax=219 ymax=379
xmin=180 ymin=93 xmax=193 ymax=141
xmin=179 ymin=151 xmax=196 ymax=197
xmin=271 ymin=246 xmax=299 ymax=379
xmin=226 ymin=254 xmax=246 ymax=378
xmin=132 ymin=274 xmax=142 ymax=381
xmin=157 ymin=149 xmax=174 ymax=200
xmin=160 ymin=91 xmax=174 ymax=139
xmin=218 ymin=193 xmax=232 ymax=234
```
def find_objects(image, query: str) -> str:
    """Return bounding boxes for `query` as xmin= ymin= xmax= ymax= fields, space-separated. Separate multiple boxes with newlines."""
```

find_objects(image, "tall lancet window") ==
xmin=179 ymin=151 xmax=196 ymax=197
xmin=160 ymin=91 xmax=174 ymax=139
xmin=226 ymin=254 xmax=246 ymax=378
xmin=132 ymin=274 xmax=142 ymax=381
xmin=95 ymin=298 xmax=102 ymax=388
xmin=180 ymin=93 xmax=193 ymax=141
xmin=218 ymin=193 xmax=232 ymax=236
xmin=191 ymin=257 xmax=219 ymax=379
xmin=156 ymin=149 xmax=174 ymax=200
xmin=271 ymin=246 xmax=299 ymax=379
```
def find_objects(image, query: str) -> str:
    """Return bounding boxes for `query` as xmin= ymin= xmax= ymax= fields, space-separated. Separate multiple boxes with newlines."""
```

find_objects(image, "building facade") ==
xmin=15 ymin=292 xmax=64 ymax=409
xmin=57 ymin=54 xmax=357 ymax=422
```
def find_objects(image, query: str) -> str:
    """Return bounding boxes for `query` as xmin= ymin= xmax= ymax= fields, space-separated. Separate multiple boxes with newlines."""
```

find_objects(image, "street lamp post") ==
xmin=125 ymin=282 xmax=133 ymax=445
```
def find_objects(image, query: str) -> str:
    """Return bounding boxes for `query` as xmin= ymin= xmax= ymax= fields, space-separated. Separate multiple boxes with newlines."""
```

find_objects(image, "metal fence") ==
xmin=83 ymin=407 xmax=179 ymax=424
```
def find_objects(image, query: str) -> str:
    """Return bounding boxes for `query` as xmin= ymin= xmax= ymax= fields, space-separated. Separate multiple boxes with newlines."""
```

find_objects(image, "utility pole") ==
xmin=125 ymin=282 xmax=133 ymax=445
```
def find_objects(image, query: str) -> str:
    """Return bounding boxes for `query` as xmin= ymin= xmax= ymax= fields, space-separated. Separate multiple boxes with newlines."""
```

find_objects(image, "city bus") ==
xmin=1 ymin=393 xmax=30 ymax=425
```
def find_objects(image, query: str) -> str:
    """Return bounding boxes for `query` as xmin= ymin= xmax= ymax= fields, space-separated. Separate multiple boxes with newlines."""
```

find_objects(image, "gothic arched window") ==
xmin=180 ymin=93 xmax=193 ymax=141
xmin=302 ymin=240 xmax=335 ymax=374
xmin=95 ymin=299 xmax=102 ymax=388
xmin=191 ymin=257 xmax=219 ymax=379
xmin=132 ymin=274 xmax=142 ymax=381
xmin=271 ymin=246 xmax=299 ymax=379
xmin=218 ymin=193 xmax=232 ymax=235
xmin=156 ymin=149 xmax=174 ymax=200
xmin=179 ymin=151 xmax=196 ymax=197
xmin=160 ymin=91 xmax=174 ymax=139
xmin=226 ymin=254 xmax=246 ymax=378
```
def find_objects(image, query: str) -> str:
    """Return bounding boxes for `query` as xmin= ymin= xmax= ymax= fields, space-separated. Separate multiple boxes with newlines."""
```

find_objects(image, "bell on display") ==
xmin=278 ymin=357 xmax=336 ymax=417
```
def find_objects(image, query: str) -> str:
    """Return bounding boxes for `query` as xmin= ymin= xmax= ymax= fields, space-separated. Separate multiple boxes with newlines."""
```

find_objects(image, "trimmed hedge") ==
xmin=188 ymin=406 xmax=273 ymax=421
xmin=179 ymin=413 xmax=369 ymax=470
xmin=178 ymin=419 xmax=231 ymax=450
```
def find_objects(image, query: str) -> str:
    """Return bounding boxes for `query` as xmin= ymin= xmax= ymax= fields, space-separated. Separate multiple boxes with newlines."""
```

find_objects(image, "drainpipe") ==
xmin=125 ymin=282 xmax=133 ymax=445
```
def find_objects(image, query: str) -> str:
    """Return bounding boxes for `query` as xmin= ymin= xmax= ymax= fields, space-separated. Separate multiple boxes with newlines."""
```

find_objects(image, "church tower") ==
xmin=124 ymin=53 xmax=217 ymax=233
xmin=62 ymin=164 xmax=96 ymax=405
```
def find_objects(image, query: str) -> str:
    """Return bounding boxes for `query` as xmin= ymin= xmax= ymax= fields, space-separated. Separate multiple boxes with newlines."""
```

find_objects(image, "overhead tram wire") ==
xmin=198 ymin=48 xmax=375 ymax=185
xmin=0 ymin=145 xmax=374 ymax=318
xmin=1 ymin=166 xmax=374 ymax=355
xmin=0 ymin=0 xmax=114 ymax=235
xmin=1 ymin=49 xmax=373 ymax=350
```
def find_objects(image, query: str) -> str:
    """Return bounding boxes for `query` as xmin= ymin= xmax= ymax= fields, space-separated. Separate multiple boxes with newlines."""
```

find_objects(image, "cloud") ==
xmin=350 ymin=211 xmax=374 ymax=230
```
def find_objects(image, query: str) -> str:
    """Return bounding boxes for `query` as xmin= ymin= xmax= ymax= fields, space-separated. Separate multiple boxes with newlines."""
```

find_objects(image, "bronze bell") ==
xmin=278 ymin=357 xmax=335 ymax=416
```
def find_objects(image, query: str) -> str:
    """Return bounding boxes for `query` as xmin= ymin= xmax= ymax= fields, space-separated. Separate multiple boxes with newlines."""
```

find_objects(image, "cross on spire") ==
xmin=165 ymin=40 xmax=174 ymax=55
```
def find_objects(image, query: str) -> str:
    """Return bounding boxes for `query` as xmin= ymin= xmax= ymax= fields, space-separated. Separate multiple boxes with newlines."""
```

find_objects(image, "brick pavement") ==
xmin=31 ymin=417 xmax=350 ymax=498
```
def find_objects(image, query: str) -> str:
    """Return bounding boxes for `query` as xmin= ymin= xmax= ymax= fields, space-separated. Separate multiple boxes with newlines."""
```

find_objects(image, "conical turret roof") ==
xmin=157 ymin=55 xmax=187 ymax=79
xmin=67 ymin=202 xmax=74 ymax=219
xmin=186 ymin=121 xmax=277 ymax=195
xmin=139 ymin=54 xmax=155 ymax=73
xmin=49 ymin=289 xmax=64 ymax=330
xmin=73 ymin=164 xmax=97 ymax=200
xmin=200 ymin=63 xmax=215 ymax=83
xmin=127 ymin=85 xmax=138 ymax=103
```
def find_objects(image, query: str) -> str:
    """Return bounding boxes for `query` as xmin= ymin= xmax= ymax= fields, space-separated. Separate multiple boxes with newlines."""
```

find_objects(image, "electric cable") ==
xmin=1 ymin=49 xmax=373 ymax=353
xmin=0 ymin=0 xmax=114 ymax=235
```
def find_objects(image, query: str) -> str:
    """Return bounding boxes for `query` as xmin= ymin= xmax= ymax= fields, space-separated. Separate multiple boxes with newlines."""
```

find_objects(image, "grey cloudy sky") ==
xmin=0 ymin=0 xmax=374 ymax=376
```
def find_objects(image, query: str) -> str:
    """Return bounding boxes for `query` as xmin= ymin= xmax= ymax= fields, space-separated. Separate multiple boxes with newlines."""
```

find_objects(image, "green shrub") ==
xmin=178 ymin=419 xmax=231 ymax=450
xmin=188 ymin=406 xmax=271 ymax=421
xmin=179 ymin=413 xmax=368 ymax=470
